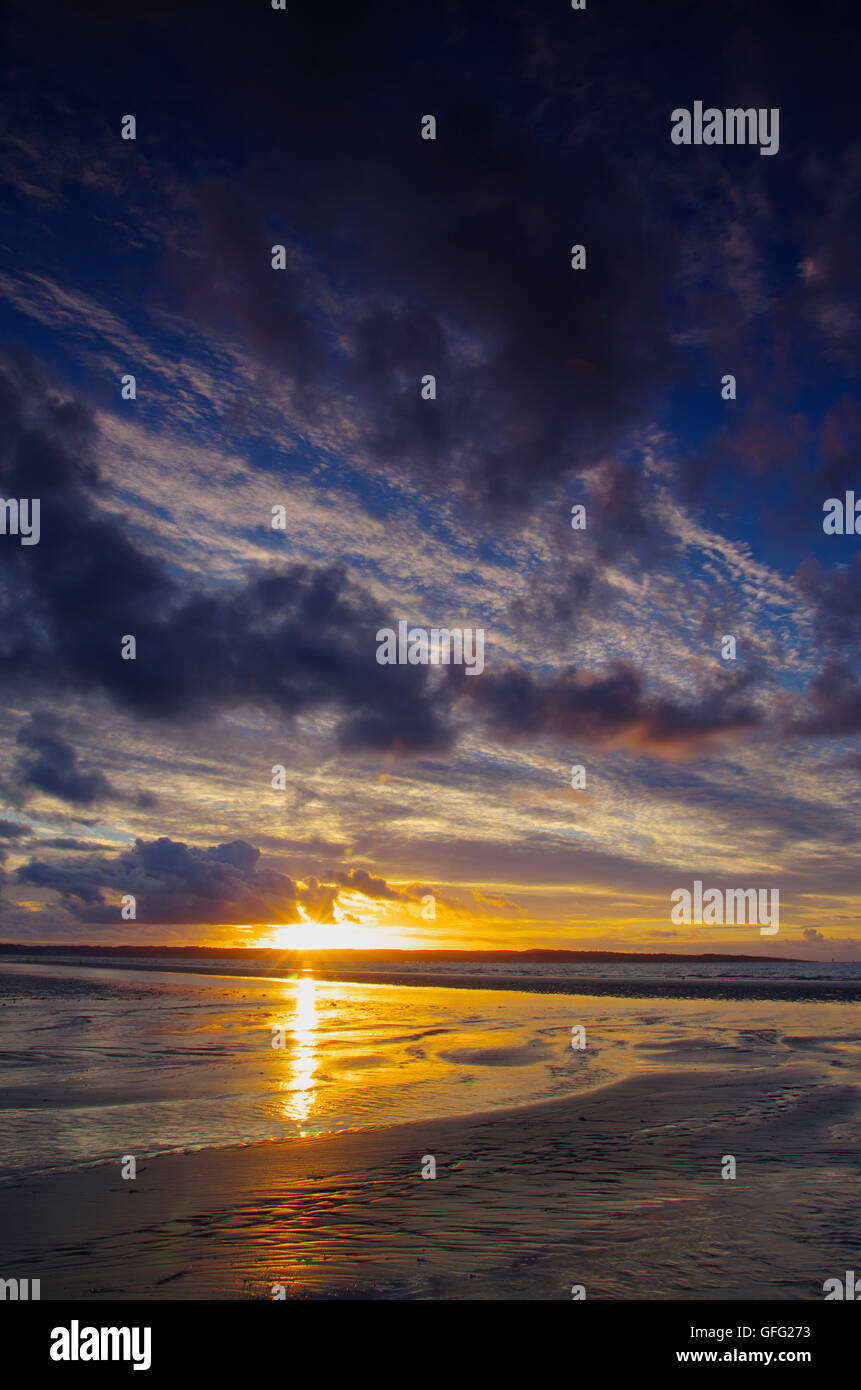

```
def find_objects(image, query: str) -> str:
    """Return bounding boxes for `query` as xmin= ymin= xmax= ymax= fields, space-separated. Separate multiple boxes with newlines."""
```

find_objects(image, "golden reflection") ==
xmin=279 ymin=974 xmax=318 ymax=1132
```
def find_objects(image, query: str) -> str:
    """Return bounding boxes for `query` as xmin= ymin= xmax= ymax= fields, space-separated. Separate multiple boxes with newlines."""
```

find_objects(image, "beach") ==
xmin=3 ymin=1068 xmax=861 ymax=1300
xmin=1 ymin=958 xmax=860 ymax=1299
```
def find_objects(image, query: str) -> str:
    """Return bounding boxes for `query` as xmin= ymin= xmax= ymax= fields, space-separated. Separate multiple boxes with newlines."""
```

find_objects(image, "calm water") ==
xmin=1 ymin=958 xmax=860 ymax=1182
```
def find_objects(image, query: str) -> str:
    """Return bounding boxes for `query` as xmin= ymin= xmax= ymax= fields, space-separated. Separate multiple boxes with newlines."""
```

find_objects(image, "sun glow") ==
xmin=266 ymin=919 xmax=396 ymax=951
xmin=261 ymin=891 xmax=405 ymax=951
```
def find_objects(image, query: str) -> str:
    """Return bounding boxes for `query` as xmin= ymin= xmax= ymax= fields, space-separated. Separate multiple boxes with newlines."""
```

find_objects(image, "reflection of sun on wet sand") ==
xmin=1 ymin=961 xmax=860 ymax=1300
xmin=279 ymin=973 xmax=317 ymax=1131
xmin=4 ymin=1059 xmax=860 ymax=1301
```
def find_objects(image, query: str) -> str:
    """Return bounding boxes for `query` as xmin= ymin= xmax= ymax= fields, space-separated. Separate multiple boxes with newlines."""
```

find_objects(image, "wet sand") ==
xmin=5 ymin=953 xmax=861 ymax=1001
xmin=308 ymin=967 xmax=861 ymax=1002
xmin=3 ymin=1063 xmax=860 ymax=1300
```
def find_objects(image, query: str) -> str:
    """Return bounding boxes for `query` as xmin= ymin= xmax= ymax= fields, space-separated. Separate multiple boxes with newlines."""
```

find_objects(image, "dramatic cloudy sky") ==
xmin=0 ymin=0 xmax=858 ymax=955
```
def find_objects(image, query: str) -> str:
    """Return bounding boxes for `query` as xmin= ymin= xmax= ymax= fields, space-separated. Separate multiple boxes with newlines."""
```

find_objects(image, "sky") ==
xmin=0 ymin=0 xmax=859 ymax=957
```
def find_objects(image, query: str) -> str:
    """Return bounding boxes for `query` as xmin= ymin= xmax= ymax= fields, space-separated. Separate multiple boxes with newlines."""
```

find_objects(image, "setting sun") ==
xmin=265 ymin=920 xmax=395 ymax=951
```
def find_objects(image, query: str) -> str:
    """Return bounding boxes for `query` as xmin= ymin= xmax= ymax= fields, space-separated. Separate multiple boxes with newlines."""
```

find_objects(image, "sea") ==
xmin=1 ymin=954 xmax=859 ymax=1182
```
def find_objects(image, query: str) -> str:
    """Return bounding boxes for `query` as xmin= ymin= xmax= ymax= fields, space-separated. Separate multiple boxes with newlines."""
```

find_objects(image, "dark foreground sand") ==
xmin=2 ymin=1063 xmax=859 ymax=1300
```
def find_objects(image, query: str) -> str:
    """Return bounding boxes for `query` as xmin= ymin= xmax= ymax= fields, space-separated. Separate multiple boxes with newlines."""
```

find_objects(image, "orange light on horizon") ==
xmin=265 ymin=920 xmax=398 ymax=951
xmin=258 ymin=890 xmax=423 ymax=951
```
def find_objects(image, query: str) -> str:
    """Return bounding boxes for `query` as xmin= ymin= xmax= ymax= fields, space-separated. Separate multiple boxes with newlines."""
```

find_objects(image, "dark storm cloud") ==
xmin=6 ymin=0 xmax=861 ymax=529
xmin=796 ymin=555 xmax=861 ymax=647
xmin=814 ymin=398 xmax=861 ymax=494
xmin=129 ymin=0 xmax=687 ymax=517
xmin=1 ymin=358 xmax=858 ymax=766
xmin=16 ymin=715 xmax=113 ymax=805
xmin=165 ymin=177 xmax=327 ymax=405
xmin=0 ymin=357 xmax=453 ymax=753
xmin=0 ymin=354 xmax=173 ymax=691
xmin=14 ymin=858 xmax=106 ymax=905
xmin=508 ymin=456 xmax=681 ymax=641
xmin=508 ymin=555 xmax=616 ymax=637
xmin=13 ymin=836 xmax=301 ymax=925
xmin=9 ymin=714 xmax=156 ymax=810
xmin=331 ymin=867 xmax=411 ymax=902
xmin=9 ymin=837 xmax=420 ymax=927
xmin=467 ymin=659 xmax=762 ymax=757
xmin=169 ymin=137 xmax=680 ymax=516
xmin=788 ymin=659 xmax=861 ymax=737
xmin=798 ymin=154 xmax=861 ymax=368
